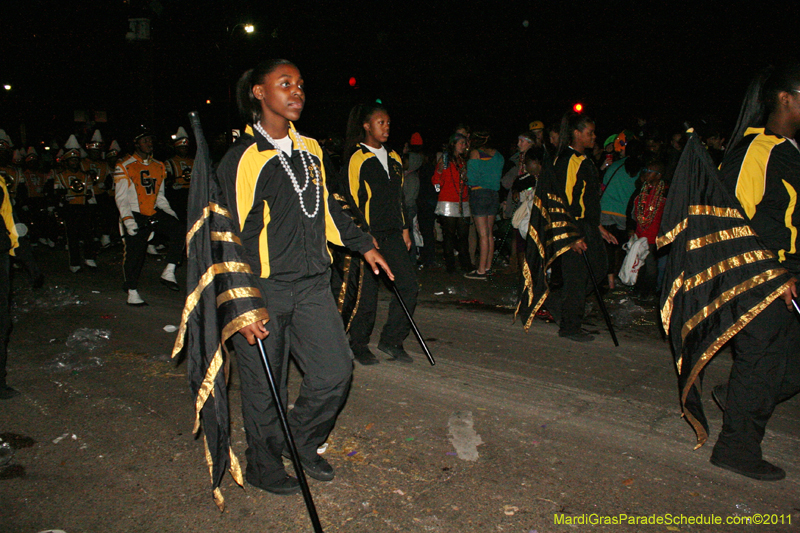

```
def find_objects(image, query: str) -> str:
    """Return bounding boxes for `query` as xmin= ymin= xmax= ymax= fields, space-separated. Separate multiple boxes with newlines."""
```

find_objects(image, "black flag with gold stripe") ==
xmin=328 ymin=163 xmax=367 ymax=330
xmin=171 ymin=113 xmax=268 ymax=510
xmin=516 ymin=156 xmax=582 ymax=331
xmin=657 ymin=131 xmax=792 ymax=449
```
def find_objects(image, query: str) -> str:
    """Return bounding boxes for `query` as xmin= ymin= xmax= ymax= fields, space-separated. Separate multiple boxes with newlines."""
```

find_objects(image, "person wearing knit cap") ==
xmin=164 ymin=126 xmax=194 ymax=224
xmin=114 ymin=127 xmax=183 ymax=305
xmin=55 ymin=135 xmax=98 ymax=272
xmin=82 ymin=130 xmax=114 ymax=247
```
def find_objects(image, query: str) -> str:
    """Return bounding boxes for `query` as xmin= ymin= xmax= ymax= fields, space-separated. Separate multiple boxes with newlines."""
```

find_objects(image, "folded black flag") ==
xmin=328 ymin=164 xmax=367 ymax=330
xmin=657 ymin=131 xmax=792 ymax=449
xmin=516 ymin=155 xmax=582 ymax=331
xmin=172 ymin=113 xmax=268 ymax=510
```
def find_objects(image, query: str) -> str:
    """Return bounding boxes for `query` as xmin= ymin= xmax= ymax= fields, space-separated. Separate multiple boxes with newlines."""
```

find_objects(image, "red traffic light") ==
xmin=349 ymin=77 xmax=357 ymax=87
xmin=573 ymin=103 xmax=583 ymax=113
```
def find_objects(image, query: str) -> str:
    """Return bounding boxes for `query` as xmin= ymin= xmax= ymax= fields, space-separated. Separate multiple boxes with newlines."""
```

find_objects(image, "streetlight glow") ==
xmin=3 ymin=85 xmax=10 ymax=91
xmin=244 ymin=24 xmax=255 ymax=33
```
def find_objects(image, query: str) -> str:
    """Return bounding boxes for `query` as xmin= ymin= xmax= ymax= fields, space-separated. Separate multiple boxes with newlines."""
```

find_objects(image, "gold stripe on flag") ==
xmin=687 ymin=225 xmax=756 ymax=250
xmin=683 ymin=250 xmax=776 ymax=292
xmin=688 ymin=205 xmax=744 ymax=219
xmin=681 ymin=269 xmax=786 ymax=340
xmin=211 ymin=231 xmax=242 ymax=245
xmin=216 ymin=287 xmax=262 ymax=307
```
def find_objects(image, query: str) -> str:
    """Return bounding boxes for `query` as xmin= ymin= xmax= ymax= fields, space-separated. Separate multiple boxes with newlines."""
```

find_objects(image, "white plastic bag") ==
xmin=618 ymin=236 xmax=650 ymax=286
xmin=511 ymin=189 xmax=535 ymax=238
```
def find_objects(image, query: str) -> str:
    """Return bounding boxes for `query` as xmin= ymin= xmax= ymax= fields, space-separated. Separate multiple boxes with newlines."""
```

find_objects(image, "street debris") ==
xmin=52 ymin=433 xmax=70 ymax=444
xmin=66 ymin=328 xmax=110 ymax=351
xmin=46 ymin=329 xmax=110 ymax=372
xmin=447 ymin=411 xmax=483 ymax=461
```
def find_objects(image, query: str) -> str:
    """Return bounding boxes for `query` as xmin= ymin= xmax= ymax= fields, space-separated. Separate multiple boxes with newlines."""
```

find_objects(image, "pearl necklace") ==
xmin=254 ymin=121 xmax=321 ymax=219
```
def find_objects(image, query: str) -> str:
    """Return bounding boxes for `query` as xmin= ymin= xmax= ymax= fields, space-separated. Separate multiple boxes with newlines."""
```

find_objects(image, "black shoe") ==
xmin=378 ymin=342 xmax=413 ymax=363
xmin=558 ymin=330 xmax=594 ymax=343
xmin=0 ymin=386 xmax=20 ymax=400
xmin=352 ymin=347 xmax=380 ymax=366
xmin=712 ymin=384 xmax=727 ymax=412
xmin=710 ymin=456 xmax=786 ymax=481
xmin=464 ymin=270 xmax=487 ymax=280
xmin=300 ymin=455 xmax=335 ymax=482
xmin=32 ymin=274 xmax=44 ymax=289
xmin=247 ymin=473 xmax=302 ymax=495
xmin=282 ymin=451 xmax=335 ymax=482
xmin=160 ymin=278 xmax=180 ymax=292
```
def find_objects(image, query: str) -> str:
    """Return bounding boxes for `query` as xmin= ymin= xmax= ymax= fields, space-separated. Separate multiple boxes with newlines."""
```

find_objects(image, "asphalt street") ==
xmin=1 ymin=242 xmax=798 ymax=532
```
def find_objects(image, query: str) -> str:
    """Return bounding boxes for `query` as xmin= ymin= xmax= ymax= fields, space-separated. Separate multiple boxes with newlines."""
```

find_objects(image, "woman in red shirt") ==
xmin=632 ymin=160 xmax=667 ymax=300
xmin=432 ymin=133 xmax=472 ymax=273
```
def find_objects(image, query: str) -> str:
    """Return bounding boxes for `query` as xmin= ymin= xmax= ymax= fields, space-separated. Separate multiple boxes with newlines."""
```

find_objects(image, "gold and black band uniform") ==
xmin=217 ymin=124 xmax=373 ymax=489
xmin=548 ymin=147 xmax=607 ymax=335
xmin=345 ymin=143 xmax=418 ymax=356
xmin=713 ymin=127 xmax=800 ymax=470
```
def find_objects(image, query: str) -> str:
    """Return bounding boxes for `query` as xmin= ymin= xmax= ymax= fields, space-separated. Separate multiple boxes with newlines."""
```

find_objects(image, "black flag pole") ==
xmin=255 ymin=338 xmax=324 ymax=533
xmin=582 ymin=251 xmax=620 ymax=347
xmin=387 ymin=280 xmax=435 ymax=366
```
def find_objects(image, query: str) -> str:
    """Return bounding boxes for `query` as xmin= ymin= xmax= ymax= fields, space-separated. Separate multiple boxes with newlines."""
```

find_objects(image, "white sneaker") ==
xmin=147 ymin=245 xmax=159 ymax=255
xmin=47 ymin=239 xmax=56 ymax=248
xmin=84 ymin=259 xmax=98 ymax=268
xmin=100 ymin=235 xmax=111 ymax=247
xmin=160 ymin=263 xmax=179 ymax=291
xmin=127 ymin=289 xmax=147 ymax=306
xmin=69 ymin=265 xmax=81 ymax=273
xmin=39 ymin=238 xmax=48 ymax=246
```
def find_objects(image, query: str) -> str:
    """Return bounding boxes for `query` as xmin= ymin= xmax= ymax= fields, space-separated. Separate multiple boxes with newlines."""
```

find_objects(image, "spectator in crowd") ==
xmin=433 ymin=132 xmax=472 ymax=273
xmin=465 ymin=130 xmax=503 ymax=279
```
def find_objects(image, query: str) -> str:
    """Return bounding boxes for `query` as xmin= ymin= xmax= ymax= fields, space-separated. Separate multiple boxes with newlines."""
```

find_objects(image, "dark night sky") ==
xmin=3 ymin=0 xmax=800 ymax=153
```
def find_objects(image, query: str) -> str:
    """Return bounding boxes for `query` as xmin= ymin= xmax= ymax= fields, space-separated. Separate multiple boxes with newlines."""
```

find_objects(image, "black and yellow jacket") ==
xmin=218 ymin=124 xmax=373 ymax=282
xmin=0 ymin=179 xmax=18 ymax=256
xmin=552 ymin=147 xmax=602 ymax=234
xmin=721 ymin=127 xmax=800 ymax=276
xmin=346 ymin=144 xmax=408 ymax=234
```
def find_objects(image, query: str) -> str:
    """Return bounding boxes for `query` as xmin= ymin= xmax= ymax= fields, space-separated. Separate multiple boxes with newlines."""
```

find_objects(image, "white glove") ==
xmin=124 ymin=219 xmax=139 ymax=236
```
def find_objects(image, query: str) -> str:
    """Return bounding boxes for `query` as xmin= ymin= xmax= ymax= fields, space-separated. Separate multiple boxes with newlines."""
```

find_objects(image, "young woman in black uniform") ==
xmin=220 ymin=60 xmax=393 ymax=495
xmin=549 ymin=112 xmax=617 ymax=342
xmin=344 ymin=104 xmax=419 ymax=365
xmin=712 ymin=62 xmax=800 ymax=481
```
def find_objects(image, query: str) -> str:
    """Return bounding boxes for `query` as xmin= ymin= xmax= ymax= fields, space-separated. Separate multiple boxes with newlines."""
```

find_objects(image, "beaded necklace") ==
xmin=253 ymin=121 xmax=321 ymax=219
xmin=635 ymin=180 xmax=666 ymax=228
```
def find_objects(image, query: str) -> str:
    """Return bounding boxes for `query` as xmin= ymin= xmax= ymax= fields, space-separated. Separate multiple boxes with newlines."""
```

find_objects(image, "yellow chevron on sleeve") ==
xmin=735 ymin=129 xmax=783 ymax=219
